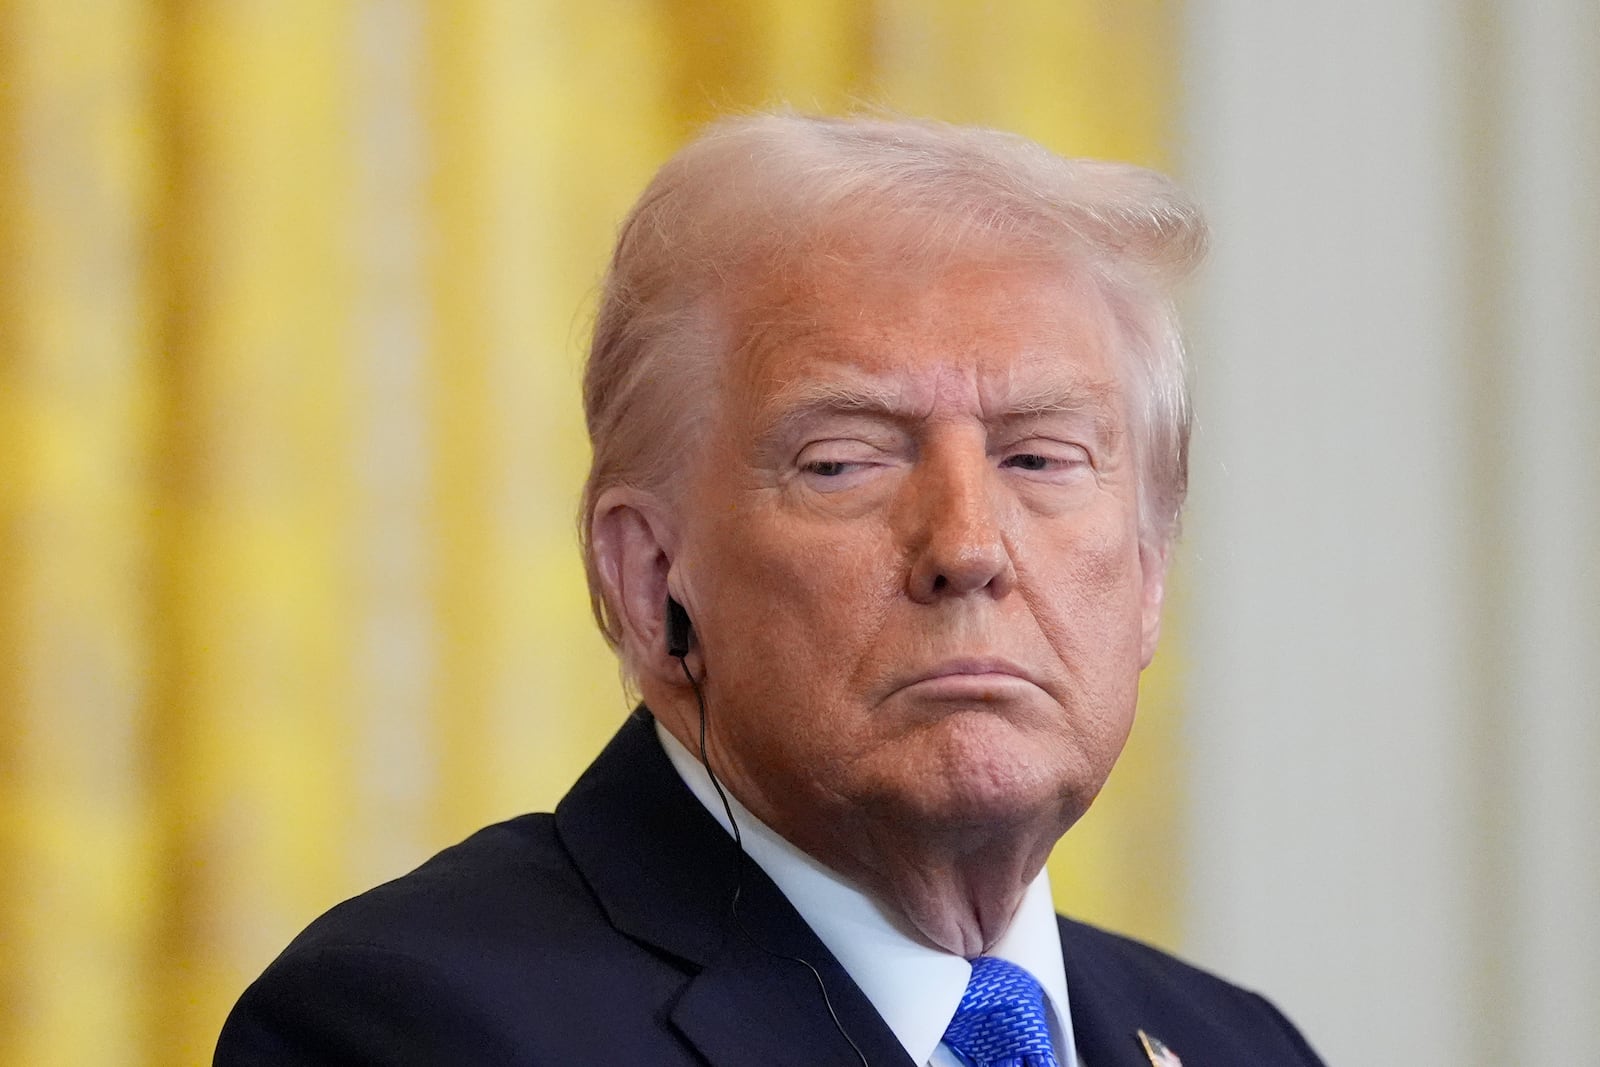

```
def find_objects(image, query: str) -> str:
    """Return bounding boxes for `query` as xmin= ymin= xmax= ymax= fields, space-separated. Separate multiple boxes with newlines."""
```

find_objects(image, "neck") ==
xmin=794 ymin=809 xmax=1060 ymax=957
xmin=649 ymin=691 xmax=1067 ymax=957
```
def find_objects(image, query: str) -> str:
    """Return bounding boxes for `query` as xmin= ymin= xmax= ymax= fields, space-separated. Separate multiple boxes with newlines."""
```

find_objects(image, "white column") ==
xmin=1493 ymin=1 xmax=1600 ymax=1060
xmin=1175 ymin=2 xmax=1598 ymax=1063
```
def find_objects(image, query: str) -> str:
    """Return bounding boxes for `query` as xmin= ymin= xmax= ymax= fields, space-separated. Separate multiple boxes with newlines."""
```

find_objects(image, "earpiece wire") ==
xmin=677 ymin=654 xmax=870 ymax=1067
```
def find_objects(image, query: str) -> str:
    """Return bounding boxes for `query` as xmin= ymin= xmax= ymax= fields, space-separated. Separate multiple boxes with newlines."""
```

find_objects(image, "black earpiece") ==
xmin=665 ymin=595 xmax=693 ymax=659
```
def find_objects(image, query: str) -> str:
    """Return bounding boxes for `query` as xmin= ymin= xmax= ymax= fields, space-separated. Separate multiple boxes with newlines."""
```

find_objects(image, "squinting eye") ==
xmin=804 ymin=460 xmax=850 ymax=477
xmin=1003 ymin=453 xmax=1051 ymax=471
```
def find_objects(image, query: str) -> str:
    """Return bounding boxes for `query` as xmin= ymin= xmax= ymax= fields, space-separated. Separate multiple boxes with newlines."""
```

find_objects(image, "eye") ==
xmin=793 ymin=438 xmax=896 ymax=491
xmin=1003 ymin=453 xmax=1051 ymax=472
xmin=998 ymin=441 xmax=1092 ymax=476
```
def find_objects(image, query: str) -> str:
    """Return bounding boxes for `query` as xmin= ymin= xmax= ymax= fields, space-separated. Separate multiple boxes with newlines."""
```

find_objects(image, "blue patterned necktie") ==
xmin=941 ymin=956 xmax=1060 ymax=1067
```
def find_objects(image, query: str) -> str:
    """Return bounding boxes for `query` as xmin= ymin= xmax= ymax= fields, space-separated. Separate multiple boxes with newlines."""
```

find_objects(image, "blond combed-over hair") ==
xmin=580 ymin=113 xmax=1207 ymax=654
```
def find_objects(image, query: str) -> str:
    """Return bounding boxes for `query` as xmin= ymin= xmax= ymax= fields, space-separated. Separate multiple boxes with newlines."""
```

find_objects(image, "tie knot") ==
xmin=942 ymin=956 xmax=1059 ymax=1067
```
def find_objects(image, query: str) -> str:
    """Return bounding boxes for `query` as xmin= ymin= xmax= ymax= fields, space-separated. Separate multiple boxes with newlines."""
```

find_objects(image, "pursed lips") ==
xmin=894 ymin=657 xmax=1043 ymax=699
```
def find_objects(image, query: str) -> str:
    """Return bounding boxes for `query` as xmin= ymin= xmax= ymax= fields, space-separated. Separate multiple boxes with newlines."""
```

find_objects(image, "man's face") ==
xmin=674 ymin=253 xmax=1165 ymax=859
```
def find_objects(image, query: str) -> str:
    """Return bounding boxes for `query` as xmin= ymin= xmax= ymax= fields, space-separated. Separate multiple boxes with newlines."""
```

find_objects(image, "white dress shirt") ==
xmin=658 ymin=723 xmax=1080 ymax=1067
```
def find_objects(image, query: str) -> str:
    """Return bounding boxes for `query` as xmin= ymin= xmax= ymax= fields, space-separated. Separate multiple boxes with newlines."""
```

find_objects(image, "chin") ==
xmin=865 ymin=710 xmax=1098 ymax=833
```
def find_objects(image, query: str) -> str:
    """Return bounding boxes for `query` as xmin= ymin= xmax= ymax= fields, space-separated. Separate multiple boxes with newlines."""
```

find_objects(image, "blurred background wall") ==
xmin=0 ymin=2 xmax=1593 ymax=1065
xmin=1180 ymin=2 xmax=1598 ymax=1065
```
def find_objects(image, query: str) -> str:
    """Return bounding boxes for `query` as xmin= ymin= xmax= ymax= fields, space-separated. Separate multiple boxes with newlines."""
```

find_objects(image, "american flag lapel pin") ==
xmin=1136 ymin=1029 xmax=1183 ymax=1067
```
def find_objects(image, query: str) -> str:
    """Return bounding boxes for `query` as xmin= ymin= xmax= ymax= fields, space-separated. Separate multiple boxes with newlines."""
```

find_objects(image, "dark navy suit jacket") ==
xmin=216 ymin=708 xmax=1326 ymax=1066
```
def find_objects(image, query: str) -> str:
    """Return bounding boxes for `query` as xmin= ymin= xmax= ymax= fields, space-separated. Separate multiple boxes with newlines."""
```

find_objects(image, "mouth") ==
xmin=894 ymin=658 xmax=1042 ymax=702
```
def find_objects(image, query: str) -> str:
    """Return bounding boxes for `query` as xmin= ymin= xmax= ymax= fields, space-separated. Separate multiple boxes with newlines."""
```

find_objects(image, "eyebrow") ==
xmin=755 ymin=380 xmax=902 ymax=435
xmin=754 ymin=375 xmax=1123 ymax=445
xmin=1001 ymin=379 xmax=1122 ymax=419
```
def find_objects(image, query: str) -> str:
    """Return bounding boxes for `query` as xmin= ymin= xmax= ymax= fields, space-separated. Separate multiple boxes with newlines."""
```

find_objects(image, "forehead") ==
xmin=723 ymin=255 xmax=1124 ymax=422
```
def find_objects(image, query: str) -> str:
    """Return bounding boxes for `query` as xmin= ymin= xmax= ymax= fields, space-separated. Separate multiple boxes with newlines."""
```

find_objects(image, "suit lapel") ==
xmin=555 ymin=708 xmax=730 ymax=965
xmin=1059 ymin=917 xmax=1166 ymax=1067
xmin=671 ymin=876 xmax=916 ymax=1067
xmin=556 ymin=709 xmax=914 ymax=1067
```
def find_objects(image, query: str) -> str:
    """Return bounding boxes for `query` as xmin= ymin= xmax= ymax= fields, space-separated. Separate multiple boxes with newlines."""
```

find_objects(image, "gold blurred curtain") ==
xmin=0 ymin=2 xmax=1183 ymax=1063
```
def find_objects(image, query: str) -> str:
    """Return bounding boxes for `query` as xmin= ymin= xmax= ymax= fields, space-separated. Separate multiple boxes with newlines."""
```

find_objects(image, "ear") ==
xmin=1138 ymin=539 xmax=1171 ymax=669
xmin=591 ymin=487 xmax=681 ymax=685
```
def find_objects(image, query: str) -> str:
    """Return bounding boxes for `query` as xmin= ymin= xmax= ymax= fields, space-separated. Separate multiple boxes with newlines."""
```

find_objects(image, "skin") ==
xmin=592 ymin=252 xmax=1168 ymax=957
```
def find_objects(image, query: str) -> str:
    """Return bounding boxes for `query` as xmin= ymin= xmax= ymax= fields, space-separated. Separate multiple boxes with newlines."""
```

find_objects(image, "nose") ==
xmin=904 ymin=446 xmax=1017 ymax=603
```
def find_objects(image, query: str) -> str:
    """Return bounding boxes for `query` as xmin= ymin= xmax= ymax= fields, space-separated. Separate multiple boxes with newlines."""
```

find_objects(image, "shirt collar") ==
xmin=656 ymin=721 xmax=1077 ymax=1066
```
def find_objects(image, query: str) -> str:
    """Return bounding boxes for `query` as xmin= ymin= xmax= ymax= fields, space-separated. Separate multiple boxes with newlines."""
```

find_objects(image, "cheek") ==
xmin=693 ymin=510 xmax=896 ymax=697
xmin=716 ymin=510 xmax=883 ymax=605
xmin=690 ymin=516 xmax=904 ymax=793
xmin=1029 ymin=518 xmax=1149 ymax=671
xmin=1024 ymin=531 xmax=1147 ymax=797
